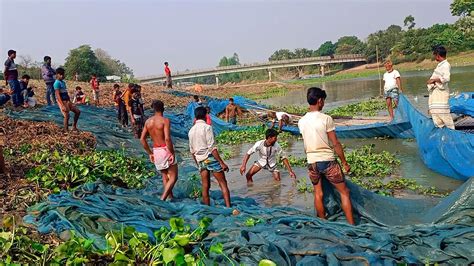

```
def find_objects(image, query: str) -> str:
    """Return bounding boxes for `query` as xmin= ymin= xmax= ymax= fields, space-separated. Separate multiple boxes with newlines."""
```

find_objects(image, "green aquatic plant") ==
xmin=345 ymin=144 xmax=400 ymax=177
xmin=26 ymin=149 xmax=155 ymax=192
xmin=1 ymin=217 xmax=213 ymax=265
xmin=296 ymin=178 xmax=314 ymax=193
xmin=244 ymin=217 xmax=264 ymax=227
xmin=287 ymin=145 xmax=445 ymax=197
xmin=0 ymin=216 xmax=52 ymax=265
xmin=235 ymin=86 xmax=289 ymax=100
xmin=268 ymin=105 xmax=308 ymax=116
xmin=279 ymin=155 xmax=307 ymax=167
xmin=216 ymin=126 xmax=295 ymax=146
xmin=326 ymin=99 xmax=387 ymax=117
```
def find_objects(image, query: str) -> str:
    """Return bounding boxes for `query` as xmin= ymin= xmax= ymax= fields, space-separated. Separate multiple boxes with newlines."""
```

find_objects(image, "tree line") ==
xmin=189 ymin=0 xmax=472 ymax=84
xmin=4 ymin=45 xmax=134 ymax=82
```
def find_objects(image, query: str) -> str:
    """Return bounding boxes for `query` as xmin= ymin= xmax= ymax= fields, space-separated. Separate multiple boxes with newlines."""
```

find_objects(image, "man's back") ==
xmin=298 ymin=111 xmax=335 ymax=163
xmin=146 ymin=115 xmax=168 ymax=146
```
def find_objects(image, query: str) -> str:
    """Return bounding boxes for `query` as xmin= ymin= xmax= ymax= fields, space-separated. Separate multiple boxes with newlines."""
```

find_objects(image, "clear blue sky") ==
xmin=1 ymin=0 xmax=457 ymax=76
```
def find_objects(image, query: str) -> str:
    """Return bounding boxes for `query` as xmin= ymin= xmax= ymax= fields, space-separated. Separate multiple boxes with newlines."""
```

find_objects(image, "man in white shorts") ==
xmin=140 ymin=100 xmax=178 ymax=201
xmin=240 ymin=128 xmax=296 ymax=185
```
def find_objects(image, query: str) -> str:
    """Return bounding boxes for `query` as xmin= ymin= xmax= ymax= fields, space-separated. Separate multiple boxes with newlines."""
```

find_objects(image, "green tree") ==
xmin=366 ymin=25 xmax=403 ymax=62
xmin=335 ymin=36 xmax=367 ymax=55
xmin=269 ymin=49 xmax=295 ymax=61
xmin=64 ymin=45 xmax=107 ymax=81
xmin=293 ymin=48 xmax=313 ymax=58
xmin=16 ymin=55 xmax=42 ymax=80
xmin=314 ymin=41 xmax=336 ymax=56
xmin=450 ymin=0 xmax=473 ymax=17
xmin=95 ymin=48 xmax=134 ymax=78
xmin=218 ymin=53 xmax=241 ymax=83
xmin=403 ymin=15 xmax=416 ymax=30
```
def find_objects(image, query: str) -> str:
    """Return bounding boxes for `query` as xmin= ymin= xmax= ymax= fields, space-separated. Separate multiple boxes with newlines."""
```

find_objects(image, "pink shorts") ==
xmin=153 ymin=147 xmax=176 ymax=171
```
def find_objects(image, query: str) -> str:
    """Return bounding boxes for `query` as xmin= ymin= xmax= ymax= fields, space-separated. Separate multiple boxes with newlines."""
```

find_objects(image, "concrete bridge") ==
xmin=137 ymin=54 xmax=367 ymax=85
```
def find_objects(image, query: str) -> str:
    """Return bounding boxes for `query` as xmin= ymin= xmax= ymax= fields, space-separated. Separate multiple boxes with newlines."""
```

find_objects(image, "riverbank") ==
xmin=290 ymin=50 xmax=474 ymax=85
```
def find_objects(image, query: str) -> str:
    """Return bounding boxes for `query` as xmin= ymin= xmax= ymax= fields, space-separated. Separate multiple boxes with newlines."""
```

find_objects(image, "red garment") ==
xmin=90 ymin=77 xmax=99 ymax=90
xmin=193 ymin=115 xmax=212 ymax=125
xmin=153 ymin=143 xmax=167 ymax=148
xmin=164 ymin=66 xmax=171 ymax=76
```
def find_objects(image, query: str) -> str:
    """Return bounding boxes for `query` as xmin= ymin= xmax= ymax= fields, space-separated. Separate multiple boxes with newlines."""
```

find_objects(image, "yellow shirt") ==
xmin=123 ymin=90 xmax=132 ymax=110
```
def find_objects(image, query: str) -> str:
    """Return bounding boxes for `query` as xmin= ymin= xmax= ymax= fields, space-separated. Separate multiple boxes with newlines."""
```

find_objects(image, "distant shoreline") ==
xmin=290 ymin=50 xmax=474 ymax=85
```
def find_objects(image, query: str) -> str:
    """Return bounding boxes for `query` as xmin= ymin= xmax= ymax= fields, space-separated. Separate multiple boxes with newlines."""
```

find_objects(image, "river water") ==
xmin=221 ymin=65 xmax=473 ymax=213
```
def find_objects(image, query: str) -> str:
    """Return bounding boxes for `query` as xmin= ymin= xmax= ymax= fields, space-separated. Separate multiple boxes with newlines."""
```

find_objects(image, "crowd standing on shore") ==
xmin=0 ymin=45 xmax=455 ymax=224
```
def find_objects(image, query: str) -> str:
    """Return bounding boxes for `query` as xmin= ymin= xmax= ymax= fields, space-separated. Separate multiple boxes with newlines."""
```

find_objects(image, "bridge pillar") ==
xmin=268 ymin=69 xmax=272 ymax=82
xmin=215 ymin=76 xmax=219 ymax=88
xmin=320 ymin=64 xmax=326 ymax=77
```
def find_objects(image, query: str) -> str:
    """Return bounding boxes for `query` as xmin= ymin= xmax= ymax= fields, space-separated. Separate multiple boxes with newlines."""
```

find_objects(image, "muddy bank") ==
xmin=0 ymin=114 xmax=96 ymax=218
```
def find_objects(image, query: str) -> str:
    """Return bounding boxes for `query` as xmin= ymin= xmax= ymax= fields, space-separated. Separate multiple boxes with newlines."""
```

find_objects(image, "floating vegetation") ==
xmin=216 ymin=126 xmax=295 ymax=146
xmin=326 ymin=99 xmax=386 ymax=117
xmin=288 ymin=145 xmax=445 ymax=197
xmin=26 ymin=149 xmax=155 ymax=192
xmin=235 ymin=86 xmax=289 ymax=100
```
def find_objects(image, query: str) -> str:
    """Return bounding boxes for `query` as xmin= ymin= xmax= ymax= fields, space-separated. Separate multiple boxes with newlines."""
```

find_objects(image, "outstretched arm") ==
xmin=240 ymin=154 xmax=250 ymax=175
xmin=281 ymin=158 xmax=296 ymax=179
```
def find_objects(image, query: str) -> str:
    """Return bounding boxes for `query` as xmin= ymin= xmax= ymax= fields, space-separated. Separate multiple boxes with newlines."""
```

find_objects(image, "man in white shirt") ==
xmin=189 ymin=106 xmax=231 ymax=207
xmin=427 ymin=46 xmax=454 ymax=129
xmin=269 ymin=111 xmax=292 ymax=131
xmin=298 ymin=87 xmax=354 ymax=225
xmin=383 ymin=60 xmax=402 ymax=120
xmin=239 ymin=128 xmax=296 ymax=185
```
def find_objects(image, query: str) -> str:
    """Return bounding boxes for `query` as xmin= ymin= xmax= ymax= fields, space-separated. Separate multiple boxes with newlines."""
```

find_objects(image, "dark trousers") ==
xmin=46 ymin=82 xmax=57 ymax=105
xmin=8 ymin=80 xmax=22 ymax=107
xmin=117 ymin=101 xmax=128 ymax=126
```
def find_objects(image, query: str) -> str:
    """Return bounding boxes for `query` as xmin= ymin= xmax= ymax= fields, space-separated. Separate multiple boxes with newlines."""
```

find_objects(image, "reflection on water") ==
xmin=225 ymin=66 xmax=473 ymax=211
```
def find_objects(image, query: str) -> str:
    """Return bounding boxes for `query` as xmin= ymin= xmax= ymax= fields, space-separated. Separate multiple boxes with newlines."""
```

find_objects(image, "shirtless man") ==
xmin=225 ymin=98 xmax=241 ymax=125
xmin=140 ymin=100 xmax=178 ymax=201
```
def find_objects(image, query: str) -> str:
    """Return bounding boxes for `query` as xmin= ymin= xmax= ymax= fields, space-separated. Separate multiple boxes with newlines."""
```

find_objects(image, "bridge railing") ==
xmin=138 ymin=54 xmax=366 ymax=81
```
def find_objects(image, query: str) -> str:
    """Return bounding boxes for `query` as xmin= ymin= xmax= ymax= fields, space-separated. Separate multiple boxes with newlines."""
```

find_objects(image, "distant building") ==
xmin=106 ymin=75 xmax=121 ymax=82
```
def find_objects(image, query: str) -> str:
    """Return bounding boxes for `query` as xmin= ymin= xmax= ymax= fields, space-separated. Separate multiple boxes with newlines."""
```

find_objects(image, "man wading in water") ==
xmin=298 ymin=87 xmax=354 ymax=225
xmin=140 ymin=100 xmax=178 ymax=201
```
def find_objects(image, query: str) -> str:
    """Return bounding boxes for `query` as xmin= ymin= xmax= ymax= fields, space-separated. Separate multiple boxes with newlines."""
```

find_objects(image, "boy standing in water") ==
xmin=189 ymin=106 xmax=231 ymax=207
xmin=240 ymin=128 xmax=296 ymax=185
xmin=54 ymin=68 xmax=81 ymax=131
xmin=382 ymin=60 xmax=402 ymax=121
xmin=298 ymin=87 xmax=354 ymax=225
xmin=140 ymin=100 xmax=178 ymax=201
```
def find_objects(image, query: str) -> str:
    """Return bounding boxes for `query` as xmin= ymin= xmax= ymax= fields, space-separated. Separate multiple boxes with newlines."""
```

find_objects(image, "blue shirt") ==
xmin=53 ymin=79 xmax=70 ymax=101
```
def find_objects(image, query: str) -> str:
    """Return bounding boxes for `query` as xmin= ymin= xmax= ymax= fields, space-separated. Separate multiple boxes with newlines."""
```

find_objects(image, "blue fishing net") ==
xmin=5 ymin=95 xmax=473 ymax=264
xmin=450 ymin=92 xmax=474 ymax=117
